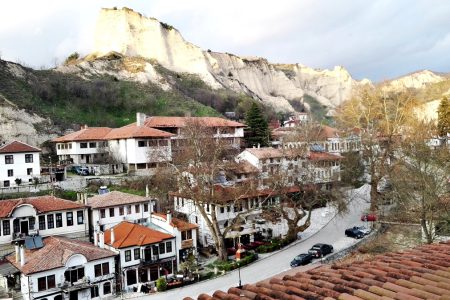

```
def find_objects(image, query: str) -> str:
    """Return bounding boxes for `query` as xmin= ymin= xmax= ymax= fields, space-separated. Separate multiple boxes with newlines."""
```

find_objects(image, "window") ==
xmin=37 ymin=275 xmax=55 ymax=291
xmin=135 ymin=204 xmax=140 ymax=214
xmin=5 ymin=155 xmax=13 ymax=164
xmin=94 ymin=262 xmax=110 ymax=277
xmin=103 ymin=282 xmax=111 ymax=295
xmin=100 ymin=209 xmax=106 ymax=219
xmin=119 ymin=207 xmax=124 ymax=216
xmin=3 ymin=181 xmax=10 ymax=187
xmin=2 ymin=220 xmax=10 ymax=235
xmin=27 ymin=168 xmax=33 ymax=175
xmin=55 ymin=213 xmax=62 ymax=228
xmin=126 ymin=205 xmax=131 ymax=214
xmin=152 ymin=245 xmax=159 ymax=255
xmin=47 ymin=214 xmax=54 ymax=229
xmin=159 ymin=139 xmax=168 ymax=146
xmin=159 ymin=243 xmax=166 ymax=254
xmin=64 ymin=267 xmax=84 ymax=284
xmin=138 ymin=140 xmax=146 ymax=147
xmin=166 ymin=241 xmax=172 ymax=253
xmin=38 ymin=216 xmax=46 ymax=230
xmin=80 ymin=143 xmax=87 ymax=149
xmin=89 ymin=142 xmax=96 ymax=148
xmin=126 ymin=269 xmax=137 ymax=286
xmin=220 ymin=206 xmax=224 ymax=214
xmin=66 ymin=212 xmax=73 ymax=226
xmin=90 ymin=285 xmax=99 ymax=298
xmin=134 ymin=248 xmax=140 ymax=260
xmin=109 ymin=208 xmax=115 ymax=217
xmin=7 ymin=170 xmax=13 ymax=177
xmin=143 ymin=204 xmax=148 ymax=212
xmin=148 ymin=140 xmax=158 ymax=147
xmin=77 ymin=211 xmax=84 ymax=224
xmin=125 ymin=250 xmax=132 ymax=262
xmin=25 ymin=154 xmax=33 ymax=163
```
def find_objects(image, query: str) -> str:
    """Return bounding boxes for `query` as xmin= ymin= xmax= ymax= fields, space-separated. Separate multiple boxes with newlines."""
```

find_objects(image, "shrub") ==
xmin=156 ymin=277 xmax=167 ymax=291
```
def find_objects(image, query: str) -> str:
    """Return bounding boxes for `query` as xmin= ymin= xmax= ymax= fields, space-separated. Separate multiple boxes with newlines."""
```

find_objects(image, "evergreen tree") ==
xmin=245 ymin=102 xmax=270 ymax=147
xmin=437 ymin=96 xmax=450 ymax=137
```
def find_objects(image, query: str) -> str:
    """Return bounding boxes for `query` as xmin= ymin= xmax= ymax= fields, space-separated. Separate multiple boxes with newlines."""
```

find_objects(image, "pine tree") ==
xmin=437 ymin=96 xmax=450 ymax=137
xmin=245 ymin=102 xmax=270 ymax=147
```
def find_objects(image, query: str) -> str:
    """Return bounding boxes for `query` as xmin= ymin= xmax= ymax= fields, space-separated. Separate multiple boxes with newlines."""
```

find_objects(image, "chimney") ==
xmin=110 ymin=228 xmax=115 ymax=245
xmin=136 ymin=112 xmax=146 ymax=127
xmin=20 ymin=245 xmax=25 ymax=267
xmin=94 ymin=231 xmax=98 ymax=246
xmin=99 ymin=231 xmax=105 ymax=249
xmin=15 ymin=244 xmax=20 ymax=263
xmin=166 ymin=210 xmax=172 ymax=225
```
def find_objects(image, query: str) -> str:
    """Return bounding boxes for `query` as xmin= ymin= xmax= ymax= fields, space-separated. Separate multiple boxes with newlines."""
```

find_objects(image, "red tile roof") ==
xmin=104 ymin=221 xmax=174 ymax=249
xmin=245 ymin=147 xmax=284 ymax=159
xmin=0 ymin=196 xmax=85 ymax=218
xmin=52 ymin=127 xmax=112 ymax=142
xmin=6 ymin=236 xmax=115 ymax=275
xmin=0 ymin=141 xmax=41 ymax=153
xmin=309 ymin=152 xmax=342 ymax=161
xmin=87 ymin=191 xmax=150 ymax=209
xmin=152 ymin=213 xmax=198 ymax=231
xmin=186 ymin=241 xmax=450 ymax=300
xmin=144 ymin=116 xmax=245 ymax=128
xmin=227 ymin=161 xmax=260 ymax=175
xmin=104 ymin=124 xmax=173 ymax=139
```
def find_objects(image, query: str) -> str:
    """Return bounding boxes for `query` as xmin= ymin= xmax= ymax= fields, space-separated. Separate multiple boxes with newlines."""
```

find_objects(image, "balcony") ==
xmin=140 ymin=255 xmax=159 ymax=266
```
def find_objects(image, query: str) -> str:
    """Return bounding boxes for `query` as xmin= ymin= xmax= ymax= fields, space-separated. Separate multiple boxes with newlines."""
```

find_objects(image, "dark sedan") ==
xmin=290 ymin=253 xmax=314 ymax=267
xmin=345 ymin=227 xmax=364 ymax=239
xmin=308 ymin=243 xmax=333 ymax=258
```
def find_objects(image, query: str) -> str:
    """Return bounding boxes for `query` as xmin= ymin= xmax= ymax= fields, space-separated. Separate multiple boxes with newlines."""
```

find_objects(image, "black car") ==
xmin=345 ymin=227 xmax=364 ymax=239
xmin=290 ymin=253 xmax=313 ymax=267
xmin=308 ymin=243 xmax=333 ymax=258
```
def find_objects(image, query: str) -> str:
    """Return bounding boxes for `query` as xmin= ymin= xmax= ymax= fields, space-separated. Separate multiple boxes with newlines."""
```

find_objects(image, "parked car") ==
xmin=71 ymin=165 xmax=81 ymax=174
xmin=354 ymin=226 xmax=371 ymax=235
xmin=77 ymin=167 xmax=89 ymax=176
xmin=290 ymin=253 xmax=313 ymax=267
xmin=345 ymin=227 xmax=364 ymax=239
xmin=361 ymin=213 xmax=377 ymax=222
xmin=308 ymin=243 xmax=333 ymax=258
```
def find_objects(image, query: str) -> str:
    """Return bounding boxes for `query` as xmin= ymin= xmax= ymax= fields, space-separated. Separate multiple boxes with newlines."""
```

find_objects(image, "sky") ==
xmin=1 ymin=0 xmax=450 ymax=81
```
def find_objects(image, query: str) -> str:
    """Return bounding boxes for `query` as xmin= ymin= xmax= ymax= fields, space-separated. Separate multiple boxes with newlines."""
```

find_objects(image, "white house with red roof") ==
xmin=6 ymin=236 xmax=116 ymax=300
xmin=150 ymin=212 xmax=198 ymax=267
xmin=0 ymin=141 xmax=41 ymax=188
xmin=101 ymin=221 xmax=176 ymax=292
xmin=0 ymin=196 xmax=88 ymax=256
xmin=86 ymin=191 xmax=155 ymax=233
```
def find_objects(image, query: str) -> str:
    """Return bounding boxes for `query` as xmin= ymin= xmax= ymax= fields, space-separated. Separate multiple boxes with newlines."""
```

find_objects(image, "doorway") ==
xmin=69 ymin=291 xmax=78 ymax=300
xmin=20 ymin=221 xmax=29 ymax=236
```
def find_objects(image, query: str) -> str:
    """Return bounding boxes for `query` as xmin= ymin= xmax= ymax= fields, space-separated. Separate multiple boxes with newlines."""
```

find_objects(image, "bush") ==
xmin=156 ymin=277 xmax=167 ymax=291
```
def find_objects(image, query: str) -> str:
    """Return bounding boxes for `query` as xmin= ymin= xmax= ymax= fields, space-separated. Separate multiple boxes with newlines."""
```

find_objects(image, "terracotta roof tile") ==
xmin=53 ymin=127 xmax=112 ymax=142
xmin=144 ymin=116 xmax=245 ymax=128
xmin=0 ymin=196 xmax=85 ymax=218
xmin=104 ymin=124 xmax=173 ymax=139
xmin=6 ymin=236 xmax=115 ymax=275
xmin=104 ymin=221 xmax=174 ymax=249
xmin=152 ymin=213 xmax=198 ymax=231
xmin=87 ymin=191 xmax=149 ymax=208
xmin=0 ymin=140 xmax=41 ymax=153
xmin=308 ymin=151 xmax=342 ymax=161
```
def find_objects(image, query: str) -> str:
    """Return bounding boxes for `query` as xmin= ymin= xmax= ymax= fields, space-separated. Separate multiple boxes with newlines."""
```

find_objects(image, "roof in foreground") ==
xmin=87 ymin=191 xmax=149 ymax=208
xmin=0 ymin=140 xmax=41 ymax=153
xmin=0 ymin=196 xmax=85 ymax=218
xmin=152 ymin=213 xmax=198 ymax=231
xmin=6 ymin=236 xmax=115 ymax=275
xmin=185 ymin=241 xmax=450 ymax=300
xmin=144 ymin=116 xmax=245 ymax=128
xmin=52 ymin=127 xmax=112 ymax=142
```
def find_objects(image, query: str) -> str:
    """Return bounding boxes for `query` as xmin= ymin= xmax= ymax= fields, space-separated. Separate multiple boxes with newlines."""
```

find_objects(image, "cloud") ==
xmin=0 ymin=0 xmax=449 ymax=80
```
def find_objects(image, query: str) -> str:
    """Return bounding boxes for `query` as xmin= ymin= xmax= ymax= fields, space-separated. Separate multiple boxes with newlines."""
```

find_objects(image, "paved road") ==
xmin=134 ymin=187 xmax=370 ymax=300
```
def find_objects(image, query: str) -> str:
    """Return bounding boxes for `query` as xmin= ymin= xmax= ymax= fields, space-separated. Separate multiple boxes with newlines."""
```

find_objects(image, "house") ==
xmin=5 ymin=236 xmax=116 ymax=300
xmin=86 ymin=191 xmax=156 ymax=233
xmin=102 ymin=222 xmax=176 ymax=292
xmin=150 ymin=213 xmax=198 ymax=266
xmin=0 ymin=196 xmax=88 ymax=257
xmin=283 ymin=112 xmax=309 ymax=127
xmin=184 ymin=241 xmax=450 ymax=300
xmin=0 ymin=141 xmax=41 ymax=188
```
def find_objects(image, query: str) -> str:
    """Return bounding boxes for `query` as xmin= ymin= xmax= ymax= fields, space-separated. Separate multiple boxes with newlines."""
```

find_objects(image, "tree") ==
xmin=388 ymin=130 xmax=450 ymax=243
xmin=245 ymin=102 xmax=270 ymax=147
xmin=336 ymin=86 xmax=417 ymax=211
xmin=437 ymin=96 xmax=450 ymax=137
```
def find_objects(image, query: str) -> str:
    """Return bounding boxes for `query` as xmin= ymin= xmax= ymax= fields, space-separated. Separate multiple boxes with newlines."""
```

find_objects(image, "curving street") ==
xmin=135 ymin=185 xmax=371 ymax=300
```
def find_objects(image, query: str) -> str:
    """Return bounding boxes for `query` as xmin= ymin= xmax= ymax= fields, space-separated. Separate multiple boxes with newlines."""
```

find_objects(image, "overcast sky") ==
xmin=1 ymin=0 xmax=449 ymax=81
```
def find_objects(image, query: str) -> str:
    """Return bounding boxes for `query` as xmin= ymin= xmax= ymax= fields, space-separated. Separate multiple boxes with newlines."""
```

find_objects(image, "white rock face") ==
xmin=91 ymin=8 xmax=365 ymax=112
xmin=386 ymin=70 xmax=445 ymax=91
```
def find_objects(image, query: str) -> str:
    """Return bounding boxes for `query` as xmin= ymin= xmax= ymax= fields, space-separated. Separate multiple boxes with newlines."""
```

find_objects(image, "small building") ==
xmin=102 ymin=222 xmax=176 ymax=292
xmin=0 ymin=141 xmax=41 ymax=188
xmin=86 ymin=191 xmax=155 ymax=233
xmin=0 ymin=196 xmax=88 ymax=257
xmin=5 ymin=236 xmax=116 ymax=300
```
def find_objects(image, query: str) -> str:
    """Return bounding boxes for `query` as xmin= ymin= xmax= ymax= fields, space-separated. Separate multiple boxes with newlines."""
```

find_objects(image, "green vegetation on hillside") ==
xmin=303 ymin=94 xmax=328 ymax=122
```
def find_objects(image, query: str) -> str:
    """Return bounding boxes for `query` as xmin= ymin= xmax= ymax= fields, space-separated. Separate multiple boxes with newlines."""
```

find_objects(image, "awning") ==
xmin=0 ymin=261 xmax=19 ymax=276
